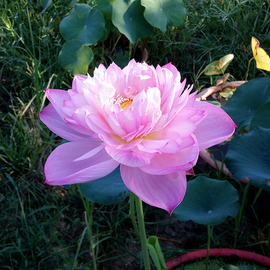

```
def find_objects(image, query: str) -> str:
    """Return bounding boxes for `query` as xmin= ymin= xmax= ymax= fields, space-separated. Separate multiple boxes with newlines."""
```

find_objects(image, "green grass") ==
xmin=1 ymin=0 xmax=270 ymax=269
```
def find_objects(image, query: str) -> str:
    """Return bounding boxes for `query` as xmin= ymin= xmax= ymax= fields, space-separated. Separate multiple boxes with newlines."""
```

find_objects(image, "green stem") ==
xmin=206 ymin=225 xmax=211 ymax=270
xmin=268 ymin=227 xmax=270 ymax=253
xmin=78 ymin=186 xmax=97 ymax=270
xmin=234 ymin=181 xmax=251 ymax=248
xmin=128 ymin=41 xmax=133 ymax=61
xmin=26 ymin=7 xmax=40 ymax=111
xmin=88 ymin=201 xmax=97 ymax=270
xmin=134 ymin=194 xmax=151 ymax=270
xmin=129 ymin=193 xmax=140 ymax=242
xmin=252 ymin=187 xmax=263 ymax=206
xmin=245 ymin=57 xmax=254 ymax=81
xmin=109 ymin=34 xmax=122 ymax=57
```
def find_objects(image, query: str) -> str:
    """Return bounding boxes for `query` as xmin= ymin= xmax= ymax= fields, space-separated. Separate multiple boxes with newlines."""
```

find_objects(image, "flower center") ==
xmin=115 ymin=94 xmax=135 ymax=110
xmin=120 ymin=99 xmax=133 ymax=110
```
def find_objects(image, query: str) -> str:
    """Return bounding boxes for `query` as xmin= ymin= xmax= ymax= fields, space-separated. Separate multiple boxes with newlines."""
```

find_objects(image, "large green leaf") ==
xmin=173 ymin=176 xmax=239 ymax=226
xmin=90 ymin=0 xmax=115 ymax=35
xmin=141 ymin=0 xmax=186 ymax=32
xmin=94 ymin=0 xmax=115 ymax=23
xmin=250 ymin=101 xmax=270 ymax=131
xmin=112 ymin=0 xmax=153 ymax=43
xmin=78 ymin=166 xmax=130 ymax=204
xmin=226 ymin=127 xmax=270 ymax=192
xmin=224 ymin=78 xmax=270 ymax=131
xmin=58 ymin=39 xmax=93 ymax=75
xmin=60 ymin=4 xmax=105 ymax=45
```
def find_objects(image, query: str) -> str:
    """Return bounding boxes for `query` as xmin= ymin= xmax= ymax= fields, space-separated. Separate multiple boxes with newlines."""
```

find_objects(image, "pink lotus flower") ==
xmin=40 ymin=60 xmax=236 ymax=213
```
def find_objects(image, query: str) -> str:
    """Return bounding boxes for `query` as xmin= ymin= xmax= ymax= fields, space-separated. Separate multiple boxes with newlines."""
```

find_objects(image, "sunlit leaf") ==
xmin=58 ymin=39 xmax=93 ymax=75
xmin=60 ymin=4 xmax=105 ymax=45
xmin=141 ymin=0 xmax=186 ymax=32
xmin=173 ymin=176 xmax=239 ymax=226
xmin=203 ymin=54 xmax=234 ymax=75
xmin=219 ymin=87 xmax=235 ymax=100
xmin=112 ymin=0 xmax=153 ymax=44
xmin=252 ymin=37 xmax=270 ymax=71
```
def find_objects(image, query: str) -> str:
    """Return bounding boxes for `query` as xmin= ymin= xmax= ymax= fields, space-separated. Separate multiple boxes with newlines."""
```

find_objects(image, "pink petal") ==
xmin=46 ymin=88 xmax=70 ymax=119
xmin=86 ymin=112 xmax=113 ymax=134
xmin=121 ymin=166 xmax=187 ymax=213
xmin=141 ymin=136 xmax=199 ymax=175
xmin=93 ymin=63 xmax=107 ymax=81
xmin=194 ymin=101 xmax=236 ymax=151
xmin=67 ymin=105 xmax=95 ymax=135
xmin=162 ymin=62 xmax=179 ymax=78
xmin=69 ymin=92 xmax=88 ymax=108
xmin=45 ymin=140 xmax=119 ymax=185
xmin=158 ymin=68 xmax=179 ymax=112
xmin=153 ymin=92 xmax=194 ymax=134
xmin=99 ymin=133 xmax=125 ymax=147
xmin=158 ymin=139 xmax=181 ymax=153
xmin=105 ymin=146 xmax=153 ymax=167
xmin=72 ymin=74 xmax=88 ymax=93
xmin=123 ymin=59 xmax=137 ymax=74
xmin=117 ymin=108 xmax=138 ymax=135
xmin=105 ymin=63 xmax=126 ymax=94
xmin=40 ymin=104 xmax=90 ymax=141
xmin=140 ymin=138 xmax=169 ymax=150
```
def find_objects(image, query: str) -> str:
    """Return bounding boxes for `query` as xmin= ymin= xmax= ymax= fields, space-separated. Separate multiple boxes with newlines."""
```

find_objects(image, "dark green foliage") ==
xmin=1 ymin=0 xmax=270 ymax=268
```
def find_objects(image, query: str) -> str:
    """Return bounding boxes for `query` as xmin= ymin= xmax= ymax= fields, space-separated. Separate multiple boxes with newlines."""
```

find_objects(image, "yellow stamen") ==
xmin=114 ymin=94 xmax=135 ymax=110
xmin=120 ymin=99 xmax=133 ymax=110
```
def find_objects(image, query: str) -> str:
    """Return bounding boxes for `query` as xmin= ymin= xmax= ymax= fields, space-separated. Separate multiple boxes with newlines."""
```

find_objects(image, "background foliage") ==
xmin=1 ymin=0 xmax=270 ymax=269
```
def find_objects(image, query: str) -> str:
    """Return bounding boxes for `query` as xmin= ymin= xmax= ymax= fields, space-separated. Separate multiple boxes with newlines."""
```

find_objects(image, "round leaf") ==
xmin=141 ymin=0 xmax=186 ymax=32
xmin=250 ymin=101 xmax=270 ymax=130
xmin=93 ymin=0 xmax=116 ymax=39
xmin=226 ymin=127 xmax=270 ymax=192
xmin=78 ymin=166 xmax=130 ymax=204
xmin=60 ymin=4 xmax=105 ymax=45
xmin=112 ymin=0 xmax=153 ymax=44
xmin=58 ymin=39 xmax=93 ymax=75
xmin=224 ymin=78 xmax=270 ymax=131
xmin=173 ymin=176 xmax=239 ymax=226
xmin=95 ymin=0 xmax=114 ymax=20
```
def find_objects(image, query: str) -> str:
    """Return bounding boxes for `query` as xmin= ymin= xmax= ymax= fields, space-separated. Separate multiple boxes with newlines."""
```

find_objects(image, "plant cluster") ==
xmin=0 ymin=0 xmax=270 ymax=269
